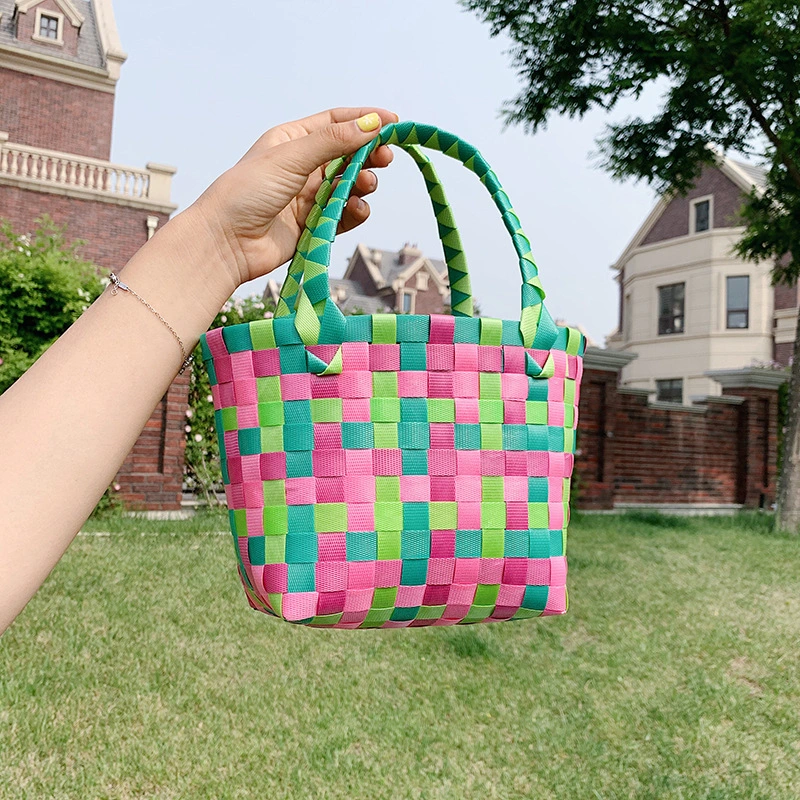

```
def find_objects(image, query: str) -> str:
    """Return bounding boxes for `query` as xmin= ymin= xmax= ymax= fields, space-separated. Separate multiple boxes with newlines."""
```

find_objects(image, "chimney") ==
xmin=398 ymin=242 xmax=422 ymax=266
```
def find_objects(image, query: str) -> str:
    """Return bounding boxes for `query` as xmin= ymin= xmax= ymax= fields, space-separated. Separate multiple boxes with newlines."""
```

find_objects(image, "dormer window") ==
xmin=31 ymin=7 xmax=64 ymax=45
xmin=691 ymin=196 xmax=712 ymax=234
xmin=39 ymin=13 xmax=59 ymax=39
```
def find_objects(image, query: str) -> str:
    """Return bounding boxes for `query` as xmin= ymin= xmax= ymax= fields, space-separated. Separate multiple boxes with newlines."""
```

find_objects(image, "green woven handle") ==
xmin=276 ymin=144 xmax=472 ymax=318
xmin=294 ymin=121 xmax=555 ymax=350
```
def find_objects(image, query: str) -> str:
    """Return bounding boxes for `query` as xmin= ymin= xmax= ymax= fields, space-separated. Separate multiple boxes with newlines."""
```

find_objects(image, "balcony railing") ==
xmin=0 ymin=132 xmax=176 ymax=210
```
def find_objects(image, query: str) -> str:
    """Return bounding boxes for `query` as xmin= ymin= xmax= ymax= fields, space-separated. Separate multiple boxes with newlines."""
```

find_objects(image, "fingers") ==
xmin=290 ymin=107 xmax=399 ymax=137
xmin=271 ymin=111 xmax=399 ymax=180
xmin=248 ymin=108 xmax=399 ymax=157
xmin=352 ymin=169 xmax=377 ymax=199
xmin=366 ymin=145 xmax=394 ymax=170
xmin=337 ymin=166 xmax=383 ymax=232
xmin=338 ymin=195 xmax=370 ymax=233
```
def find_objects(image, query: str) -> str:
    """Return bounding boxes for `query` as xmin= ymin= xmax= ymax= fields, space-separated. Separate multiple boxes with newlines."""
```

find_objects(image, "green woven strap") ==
xmin=276 ymin=144 xmax=473 ymax=318
xmin=295 ymin=121 xmax=557 ymax=349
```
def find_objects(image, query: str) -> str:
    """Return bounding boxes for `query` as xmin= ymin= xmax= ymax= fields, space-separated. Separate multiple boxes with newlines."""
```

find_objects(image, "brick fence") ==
xmin=114 ymin=372 xmax=190 ymax=511
xmin=575 ymin=348 xmax=787 ymax=511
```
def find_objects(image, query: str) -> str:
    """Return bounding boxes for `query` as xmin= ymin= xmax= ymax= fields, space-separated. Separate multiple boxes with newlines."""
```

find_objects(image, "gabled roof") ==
xmin=727 ymin=158 xmax=767 ymax=191
xmin=329 ymin=279 xmax=391 ymax=315
xmin=612 ymin=153 xmax=768 ymax=272
xmin=345 ymin=243 xmax=449 ymax=293
xmin=262 ymin=276 xmax=391 ymax=316
xmin=16 ymin=0 xmax=83 ymax=26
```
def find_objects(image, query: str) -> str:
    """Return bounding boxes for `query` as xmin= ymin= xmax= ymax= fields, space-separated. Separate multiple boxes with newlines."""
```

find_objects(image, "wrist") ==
xmin=117 ymin=205 xmax=241 ymax=356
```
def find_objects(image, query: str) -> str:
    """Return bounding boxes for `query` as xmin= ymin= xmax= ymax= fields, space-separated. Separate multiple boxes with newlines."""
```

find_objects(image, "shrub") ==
xmin=0 ymin=217 xmax=104 ymax=393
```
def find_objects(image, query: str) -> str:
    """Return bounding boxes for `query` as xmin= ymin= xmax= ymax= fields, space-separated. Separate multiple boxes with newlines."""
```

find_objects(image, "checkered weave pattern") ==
xmin=200 ymin=122 xmax=585 ymax=628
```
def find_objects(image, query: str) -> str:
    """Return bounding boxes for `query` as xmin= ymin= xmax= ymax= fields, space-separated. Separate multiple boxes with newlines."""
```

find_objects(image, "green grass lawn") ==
xmin=2 ymin=512 xmax=799 ymax=799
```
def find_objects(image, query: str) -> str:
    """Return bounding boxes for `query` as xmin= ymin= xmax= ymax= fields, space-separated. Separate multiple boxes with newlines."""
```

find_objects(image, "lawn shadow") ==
xmin=440 ymin=627 xmax=497 ymax=660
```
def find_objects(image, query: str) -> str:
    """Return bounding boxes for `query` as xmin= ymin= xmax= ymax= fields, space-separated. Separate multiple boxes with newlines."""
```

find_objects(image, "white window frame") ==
xmin=725 ymin=274 xmax=750 ymax=330
xmin=690 ymin=195 xmax=713 ymax=235
xmin=401 ymin=290 xmax=415 ymax=314
xmin=416 ymin=271 xmax=429 ymax=291
xmin=655 ymin=378 xmax=684 ymax=405
xmin=32 ymin=8 xmax=64 ymax=46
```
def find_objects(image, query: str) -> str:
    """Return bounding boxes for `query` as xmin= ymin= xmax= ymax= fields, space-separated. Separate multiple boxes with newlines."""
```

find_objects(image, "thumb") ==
xmin=276 ymin=112 xmax=389 ymax=178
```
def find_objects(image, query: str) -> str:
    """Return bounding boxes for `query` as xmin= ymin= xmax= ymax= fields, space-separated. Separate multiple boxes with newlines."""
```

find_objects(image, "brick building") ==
xmin=264 ymin=242 xmax=453 ymax=316
xmin=0 ymin=0 xmax=187 ymax=511
xmin=607 ymin=155 xmax=794 ymax=404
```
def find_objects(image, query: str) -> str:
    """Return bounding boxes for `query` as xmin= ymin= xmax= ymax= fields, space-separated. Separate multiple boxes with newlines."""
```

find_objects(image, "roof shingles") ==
xmin=0 ymin=0 xmax=105 ymax=70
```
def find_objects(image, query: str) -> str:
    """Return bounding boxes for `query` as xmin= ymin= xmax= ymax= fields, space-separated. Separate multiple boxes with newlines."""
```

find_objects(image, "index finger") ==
xmin=245 ymin=107 xmax=400 ymax=158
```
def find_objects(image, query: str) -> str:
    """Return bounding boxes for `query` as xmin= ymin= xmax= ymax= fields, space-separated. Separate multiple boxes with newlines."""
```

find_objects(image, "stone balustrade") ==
xmin=0 ymin=132 xmax=176 ymax=212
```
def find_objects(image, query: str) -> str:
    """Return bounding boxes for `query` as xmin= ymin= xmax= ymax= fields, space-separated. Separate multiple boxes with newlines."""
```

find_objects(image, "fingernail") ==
xmin=356 ymin=113 xmax=381 ymax=132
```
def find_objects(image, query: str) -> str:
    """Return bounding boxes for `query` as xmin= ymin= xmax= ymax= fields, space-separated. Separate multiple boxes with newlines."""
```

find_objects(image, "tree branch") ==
xmin=716 ymin=0 xmax=800 ymax=190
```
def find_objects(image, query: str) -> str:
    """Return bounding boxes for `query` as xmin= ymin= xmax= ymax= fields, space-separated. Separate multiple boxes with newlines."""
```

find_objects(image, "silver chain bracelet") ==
xmin=108 ymin=272 xmax=194 ymax=375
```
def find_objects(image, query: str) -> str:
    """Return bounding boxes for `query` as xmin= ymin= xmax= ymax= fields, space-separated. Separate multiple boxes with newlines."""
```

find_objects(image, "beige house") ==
xmin=606 ymin=155 xmax=792 ymax=403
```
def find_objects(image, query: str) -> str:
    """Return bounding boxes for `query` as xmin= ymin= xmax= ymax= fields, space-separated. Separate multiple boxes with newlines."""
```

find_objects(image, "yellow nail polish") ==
xmin=356 ymin=113 xmax=381 ymax=132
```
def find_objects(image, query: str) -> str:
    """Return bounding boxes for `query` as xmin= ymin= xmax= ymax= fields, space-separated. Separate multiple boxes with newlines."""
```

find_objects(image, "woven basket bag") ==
xmin=199 ymin=121 xmax=585 ymax=629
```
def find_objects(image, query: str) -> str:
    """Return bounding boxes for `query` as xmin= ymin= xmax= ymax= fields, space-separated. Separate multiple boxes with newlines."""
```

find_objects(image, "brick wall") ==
xmin=404 ymin=278 xmax=447 ymax=315
xmin=775 ymin=341 xmax=794 ymax=366
xmin=642 ymin=166 xmax=744 ymax=246
xmin=115 ymin=372 xmax=190 ymax=510
xmin=773 ymin=282 xmax=797 ymax=310
xmin=0 ymin=67 xmax=114 ymax=159
xmin=575 ymin=360 xmax=783 ymax=510
xmin=609 ymin=392 xmax=742 ymax=504
xmin=0 ymin=184 xmax=169 ymax=270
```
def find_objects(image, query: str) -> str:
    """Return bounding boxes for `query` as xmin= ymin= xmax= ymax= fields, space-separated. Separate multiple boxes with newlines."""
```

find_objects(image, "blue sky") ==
xmin=110 ymin=0 xmax=659 ymax=343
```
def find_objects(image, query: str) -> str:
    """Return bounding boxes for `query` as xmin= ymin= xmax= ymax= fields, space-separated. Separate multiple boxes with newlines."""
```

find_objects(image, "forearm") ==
xmin=0 ymin=207 xmax=233 ymax=633
xmin=0 ymin=106 xmax=395 ymax=634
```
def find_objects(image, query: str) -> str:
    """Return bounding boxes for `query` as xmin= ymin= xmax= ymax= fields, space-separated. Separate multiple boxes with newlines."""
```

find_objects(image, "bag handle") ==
xmin=294 ymin=121 xmax=556 ymax=351
xmin=276 ymin=144 xmax=473 ymax=318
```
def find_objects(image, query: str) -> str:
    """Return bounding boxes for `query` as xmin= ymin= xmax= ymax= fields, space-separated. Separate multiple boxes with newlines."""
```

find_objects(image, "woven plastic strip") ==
xmin=293 ymin=122 xmax=556 ymax=350
xmin=277 ymin=144 xmax=473 ymax=319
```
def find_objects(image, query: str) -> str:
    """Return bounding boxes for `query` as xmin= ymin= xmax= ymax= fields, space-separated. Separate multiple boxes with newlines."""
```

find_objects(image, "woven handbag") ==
xmin=200 ymin=121 xmax=585 ymax=629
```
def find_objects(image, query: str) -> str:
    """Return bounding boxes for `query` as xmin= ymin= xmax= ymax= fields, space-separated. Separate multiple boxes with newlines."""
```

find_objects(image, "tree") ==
xmin=0 ymin=218 xmax=104 ymax=394
xmin=462 ymin=0 xmax=800 ymax=529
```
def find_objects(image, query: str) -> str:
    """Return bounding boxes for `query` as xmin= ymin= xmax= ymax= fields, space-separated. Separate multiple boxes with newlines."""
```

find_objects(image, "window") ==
xmin=32 ymin=8 xmax=64 ymax=45
xmin=658 ymin=283 xmax=685 ymax=335
xmin=691 ymin=197 xmax=712 ymax=234
xmin=402 ymin=291 xmax=413 ymax=313
xmin=39 ymin=13 xmax=59 ymax=39
xmin=656 ymin=379 xmax=683 ymax=404
xmin=726 ymin=275 xmax=749 ymax=329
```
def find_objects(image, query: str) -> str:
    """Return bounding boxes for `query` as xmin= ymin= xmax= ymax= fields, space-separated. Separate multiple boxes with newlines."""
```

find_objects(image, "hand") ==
xmin=189 ymin=107 xmax=399 ymax=295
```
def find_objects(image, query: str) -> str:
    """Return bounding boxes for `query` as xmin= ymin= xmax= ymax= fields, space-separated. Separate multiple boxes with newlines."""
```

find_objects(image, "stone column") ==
xmin=575 ymin=347 xmax=637 ymax=510
xmin=146 ymin=162 xmax=177 ymax=206
xmin=706 ymin=368 xmax=788 ymax=508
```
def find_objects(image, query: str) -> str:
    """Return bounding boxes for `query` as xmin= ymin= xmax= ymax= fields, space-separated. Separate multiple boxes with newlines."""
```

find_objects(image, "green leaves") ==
xmin=0 ymin=217 xmax=103 ymax=394
xmin=463 ymin=0 xmax=800 ymax=278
